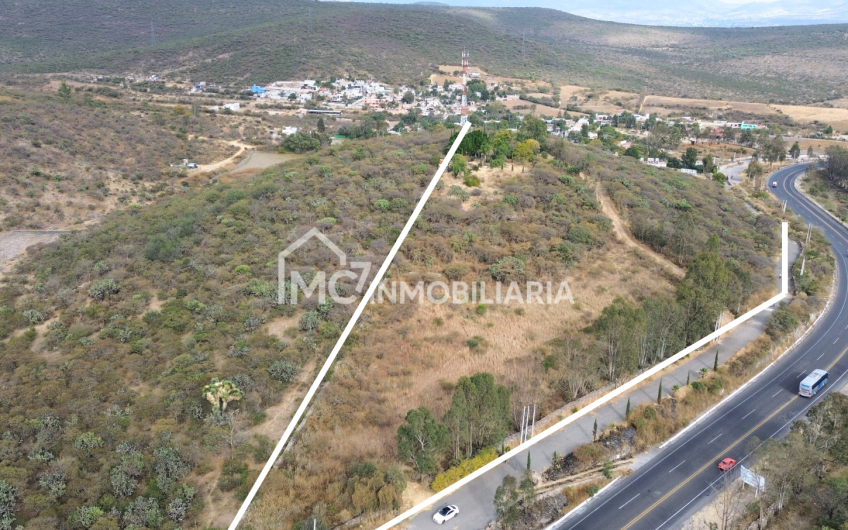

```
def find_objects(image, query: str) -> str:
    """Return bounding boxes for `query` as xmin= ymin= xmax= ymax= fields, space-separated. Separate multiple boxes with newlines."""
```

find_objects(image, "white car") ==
xmin=432 ymin=505 xmax=459 ymax=524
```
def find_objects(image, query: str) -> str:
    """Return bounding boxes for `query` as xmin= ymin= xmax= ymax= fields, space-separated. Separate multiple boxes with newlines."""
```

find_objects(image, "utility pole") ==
xmin=519 ymin=405 xmax=527 ymax=443
xmin=531 ymin=403 xmax=536 ymax=438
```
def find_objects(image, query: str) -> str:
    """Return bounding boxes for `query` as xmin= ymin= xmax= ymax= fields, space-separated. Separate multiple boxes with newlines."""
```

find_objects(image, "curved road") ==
xmin=556 ymin=163 xmax=848 ymax=530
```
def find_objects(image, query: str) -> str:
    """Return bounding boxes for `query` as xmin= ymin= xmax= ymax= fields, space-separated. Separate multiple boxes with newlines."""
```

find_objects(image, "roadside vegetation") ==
xmin=802 ymin=145 xmax=848 ymax=222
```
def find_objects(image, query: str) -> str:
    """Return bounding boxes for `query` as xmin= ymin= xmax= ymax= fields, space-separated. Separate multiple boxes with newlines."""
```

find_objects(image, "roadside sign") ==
xmin=740 ymin=465 xmax=766 ymax=494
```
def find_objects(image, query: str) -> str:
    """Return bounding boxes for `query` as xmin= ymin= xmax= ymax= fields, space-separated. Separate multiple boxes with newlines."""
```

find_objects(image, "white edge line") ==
xmin=542 ymin=477 xmax=622 ymax=530
xmin=660 ymin=222 xmax=793 ymax=449
xmin=227 ymin=122 xmax=472 ymax=530
xmin=374 ymin=224 xmax=789 ymax=530
xmin=782 ymin=222 xmax=788 ymax=295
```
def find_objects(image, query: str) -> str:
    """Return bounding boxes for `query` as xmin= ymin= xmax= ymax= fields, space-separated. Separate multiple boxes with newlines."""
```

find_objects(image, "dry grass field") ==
xmin=774 ymin=105 xmax=848 ymax=131
xmin=382 ymin=238 xmax=677 ymax=424
xmin=561 ymin=85 xmax=640 ymax=114
xmin=501 ymin=98 xmax=561 ymax=116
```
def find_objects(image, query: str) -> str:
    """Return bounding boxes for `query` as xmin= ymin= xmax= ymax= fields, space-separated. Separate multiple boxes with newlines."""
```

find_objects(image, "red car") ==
xmin=718 ymin=458 xmax=736 ymax=471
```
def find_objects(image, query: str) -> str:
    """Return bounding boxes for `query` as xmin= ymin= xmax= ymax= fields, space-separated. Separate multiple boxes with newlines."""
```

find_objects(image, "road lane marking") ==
xmin=707 ymin=433 xmax=722 ymax=445
xmin=619 ymin=397 xmax=799 ymax=530
xmin=620 ymin=324 xmax=848 ymax=530
xmin=797 ymin=372 xmax=805 ymax=378
xmin=741 ymin=409 xmax=756 ymax=419
xmin=835 ymin=338 xmax=840 ymax=344
xmin=653 ymin=366 xmax=848 ymax=530
xmin=619 ymin=493 xmax=640 ymax=510
xmin=818 ymin=351 xmax=827 ymax=360
xmin=771 ymin=390 xmax=781 ymax=397
xmin=668 ymin=461 xmax=686 ymax=474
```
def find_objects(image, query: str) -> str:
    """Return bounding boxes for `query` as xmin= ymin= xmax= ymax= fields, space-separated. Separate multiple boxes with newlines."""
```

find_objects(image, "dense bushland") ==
xmin=0 ymin=130 xmax=453 ymax=529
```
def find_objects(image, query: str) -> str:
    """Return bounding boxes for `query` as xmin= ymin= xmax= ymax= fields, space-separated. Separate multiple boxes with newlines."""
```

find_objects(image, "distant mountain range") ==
xmin=357 ymin=0 xmax=848 ymax=26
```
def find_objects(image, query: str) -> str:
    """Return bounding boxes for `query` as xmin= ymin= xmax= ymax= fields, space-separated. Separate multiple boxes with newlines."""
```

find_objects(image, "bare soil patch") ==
xmin=0 ymin=230 xmax=65 ymax=276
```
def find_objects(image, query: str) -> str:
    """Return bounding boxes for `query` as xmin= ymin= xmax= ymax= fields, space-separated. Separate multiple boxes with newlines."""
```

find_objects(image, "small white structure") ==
xmin=281 ymin=126 xmax=298 ymax=136
xmin=223 ymin=102 xmax=240 ymax=111
xmin=679 ymin=168 xmax=698 ymax=176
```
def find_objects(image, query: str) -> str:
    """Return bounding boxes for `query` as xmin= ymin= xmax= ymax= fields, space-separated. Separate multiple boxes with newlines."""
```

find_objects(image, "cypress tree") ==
xmin=657 ymin=379 xmax=663 ymax=404
xmin=714 ymin=350 xmax=720 ymax=371
xmin=625 ymin=397 xmax=631 ymax=419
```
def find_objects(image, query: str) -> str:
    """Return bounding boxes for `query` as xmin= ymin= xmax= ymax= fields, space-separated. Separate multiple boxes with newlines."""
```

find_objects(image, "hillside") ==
xmin=0 ymin=130 xmax=449 ymax=530
xmin=243 ymin=137 xmax=789 ymax=529
xmin=2 ymin=1 xmax=848 ymax=104
xmin=0 ymin=85 xmax=244 ymax=234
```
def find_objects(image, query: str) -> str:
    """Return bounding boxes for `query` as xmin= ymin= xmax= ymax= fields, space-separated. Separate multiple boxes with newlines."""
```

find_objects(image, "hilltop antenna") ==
xmin=460 ymin=49 xmax=468 ymax=126
xmin=150 ymin=21 xmax=156 ymax=47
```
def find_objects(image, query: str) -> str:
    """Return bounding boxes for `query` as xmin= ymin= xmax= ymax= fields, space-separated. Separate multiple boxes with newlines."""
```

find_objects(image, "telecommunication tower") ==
xmin=460 ymin=50 xmax=469 ymax=125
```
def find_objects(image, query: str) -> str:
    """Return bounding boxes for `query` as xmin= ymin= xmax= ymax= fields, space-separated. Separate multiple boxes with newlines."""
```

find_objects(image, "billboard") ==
xmin=740 ymin=465 xmax=765 ymax=492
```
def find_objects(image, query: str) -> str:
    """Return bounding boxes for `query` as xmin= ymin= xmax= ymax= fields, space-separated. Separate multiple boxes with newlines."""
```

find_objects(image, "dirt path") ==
xmin=198 ymin=140 xmax=256 ymax=172
xmin=248 ymin=359 xmax=317 ymax=442
xmin=598 ymin=191 xmax=685 ymax=279
xmin=198 ymin=360 xmax=318 ymax=529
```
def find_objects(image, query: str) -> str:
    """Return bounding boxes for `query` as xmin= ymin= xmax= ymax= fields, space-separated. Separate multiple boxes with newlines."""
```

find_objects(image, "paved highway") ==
xmin=556 ymin=163 xmax=848 ymax=530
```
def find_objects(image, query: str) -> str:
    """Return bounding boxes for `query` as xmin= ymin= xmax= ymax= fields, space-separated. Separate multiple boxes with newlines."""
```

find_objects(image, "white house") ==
xmin=222 ymin=102 xmax=240 ymax=111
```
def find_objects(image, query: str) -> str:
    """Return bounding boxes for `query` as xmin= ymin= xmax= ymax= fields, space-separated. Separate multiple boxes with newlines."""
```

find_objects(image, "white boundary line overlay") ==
xmin=373 ymin=222 xmax=789 ymax=530
xmin=227 ymin=121 xmax=472 ymax=530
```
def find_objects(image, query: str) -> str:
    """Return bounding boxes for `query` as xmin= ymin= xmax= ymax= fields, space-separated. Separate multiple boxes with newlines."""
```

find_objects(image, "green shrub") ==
xmin=443 ymin=263 xmax=470 ymax=281
xmin=88 ymin=279 xmax=119 ymax=300
xmin=430 ymin=447 xmax=497 ymax=492
xmin=643 ymin=406 xmax=657 ymax=419
xmin=464 ymin=175 xmax=481 ymax=187
xmin=766 ymin=309 xmax=798 ymax=338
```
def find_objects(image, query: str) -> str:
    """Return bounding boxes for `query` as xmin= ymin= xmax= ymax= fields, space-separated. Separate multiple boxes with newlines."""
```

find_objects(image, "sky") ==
xmin=335 ymin=0 xmax=848 ymax=27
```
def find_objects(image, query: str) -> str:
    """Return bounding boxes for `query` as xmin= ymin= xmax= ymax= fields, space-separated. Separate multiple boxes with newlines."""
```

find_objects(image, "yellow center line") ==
xmin=619 ymin=340 xmax=848 ymax=530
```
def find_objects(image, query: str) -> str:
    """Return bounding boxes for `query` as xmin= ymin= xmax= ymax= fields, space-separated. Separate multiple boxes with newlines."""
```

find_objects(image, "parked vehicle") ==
xmin=718 ymin=457 xmax=736 ymax=471
xmin=432 ymin=505 xmax=459 ymax=524
xmin=799 ymin=369 xmax=829 ymax=397
xmin=187 ymin=162 xmax=198 ymax=169
xmin=772 ymin=182 xmax=777 ymax=188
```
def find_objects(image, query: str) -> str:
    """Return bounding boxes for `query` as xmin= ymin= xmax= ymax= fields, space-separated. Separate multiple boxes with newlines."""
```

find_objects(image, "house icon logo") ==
xmin=278 ymin=228 xmax=371 ymax=305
